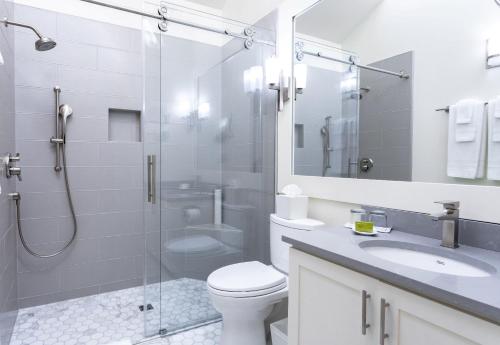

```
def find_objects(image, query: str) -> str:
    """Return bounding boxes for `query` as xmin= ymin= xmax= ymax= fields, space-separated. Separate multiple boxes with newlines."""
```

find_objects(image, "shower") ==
xmin=321 ymin=116 xmax=332 ymax=176
xmin=1 ymin=17 xmax=57 ymax=51
xmin=12 ymin=95 xmax=77 ymax=258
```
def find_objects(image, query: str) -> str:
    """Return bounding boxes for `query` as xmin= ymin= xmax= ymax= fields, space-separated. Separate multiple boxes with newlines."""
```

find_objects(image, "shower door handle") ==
xmin=147 ymin=155 xmax=156 ymax=204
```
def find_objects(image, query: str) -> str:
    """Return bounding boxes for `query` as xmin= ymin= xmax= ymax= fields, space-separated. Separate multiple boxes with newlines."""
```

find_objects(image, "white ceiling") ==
xmin=187 ymin=0 xmax=227 ymax=9
xmin=296 ymin=0 xmax=384 ymax=44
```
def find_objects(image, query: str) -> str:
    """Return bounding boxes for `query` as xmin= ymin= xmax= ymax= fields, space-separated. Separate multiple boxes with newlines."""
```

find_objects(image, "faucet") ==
xmin=431 ymin=201 xmax=460 ymax=249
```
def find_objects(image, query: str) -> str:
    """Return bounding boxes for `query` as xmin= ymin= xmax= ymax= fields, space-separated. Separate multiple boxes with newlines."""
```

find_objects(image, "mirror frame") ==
xmin=276 ymin=0 xmax=500 ymax=224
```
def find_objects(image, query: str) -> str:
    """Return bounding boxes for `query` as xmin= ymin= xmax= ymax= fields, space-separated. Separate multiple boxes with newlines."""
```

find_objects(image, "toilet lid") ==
xmin=207 ymin=261 xmax=286 ymax=293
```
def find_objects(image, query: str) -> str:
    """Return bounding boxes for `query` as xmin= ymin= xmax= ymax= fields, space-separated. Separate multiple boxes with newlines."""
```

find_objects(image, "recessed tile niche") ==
xmin=108 ymin=108 xmax=142 ymax=142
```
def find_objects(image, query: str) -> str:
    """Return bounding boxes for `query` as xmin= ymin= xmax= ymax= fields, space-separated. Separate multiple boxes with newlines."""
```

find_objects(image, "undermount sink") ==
xmin=359 ymin=240 xmax=496 ymax=277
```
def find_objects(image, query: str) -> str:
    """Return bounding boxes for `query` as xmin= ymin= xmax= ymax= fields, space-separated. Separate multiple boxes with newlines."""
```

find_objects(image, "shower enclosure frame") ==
xmin=81 ymin=0 xmax=277 ymax=340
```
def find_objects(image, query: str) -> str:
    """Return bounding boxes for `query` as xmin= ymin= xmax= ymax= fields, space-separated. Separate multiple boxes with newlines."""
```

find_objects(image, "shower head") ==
xmin=59 ymin=104 xmax=73 ymax=135
xmin=59 ymin=104 xmax=73 ymax=121
xmin=2 ymin=18 xmax=57 ymax=51
xmin=35 ymin=37 xmax=57 ymax=51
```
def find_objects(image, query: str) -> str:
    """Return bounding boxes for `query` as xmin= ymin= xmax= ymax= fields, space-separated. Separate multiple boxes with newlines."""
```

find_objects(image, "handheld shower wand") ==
xmin=59 ymin=104 xmax=73 ymax=139
xmin=13 ymin=91 xmax=77 ymax=259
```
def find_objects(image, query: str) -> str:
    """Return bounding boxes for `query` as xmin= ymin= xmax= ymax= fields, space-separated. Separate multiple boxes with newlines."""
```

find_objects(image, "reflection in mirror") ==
xmin=293 ymin=0 xmax=500 ymax=186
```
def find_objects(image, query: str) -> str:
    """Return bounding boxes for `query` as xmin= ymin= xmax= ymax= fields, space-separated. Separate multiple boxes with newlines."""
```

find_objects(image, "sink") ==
xmin=359 ymin=240 xmax=496 ymax=277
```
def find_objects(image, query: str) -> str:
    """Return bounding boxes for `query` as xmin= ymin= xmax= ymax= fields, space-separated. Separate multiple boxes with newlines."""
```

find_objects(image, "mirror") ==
xmin=292 ymin=0 xmax=500 ymax=186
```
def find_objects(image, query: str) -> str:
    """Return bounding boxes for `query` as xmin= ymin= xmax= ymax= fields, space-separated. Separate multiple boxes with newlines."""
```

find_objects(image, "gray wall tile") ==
xmin=0 ymin=0 xmax=18 ymax=340
xmin=359 ymin=52 xmax=413 ymax=181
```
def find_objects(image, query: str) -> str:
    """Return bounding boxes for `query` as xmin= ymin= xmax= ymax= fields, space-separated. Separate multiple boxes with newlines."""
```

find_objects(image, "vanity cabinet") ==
xmin=288 ymin=248 xmax=500 ymax=345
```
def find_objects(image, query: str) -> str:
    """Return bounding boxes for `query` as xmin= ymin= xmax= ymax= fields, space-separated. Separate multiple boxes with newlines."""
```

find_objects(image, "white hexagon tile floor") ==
xmin=9 ymin=278 xmax=221 ymax=345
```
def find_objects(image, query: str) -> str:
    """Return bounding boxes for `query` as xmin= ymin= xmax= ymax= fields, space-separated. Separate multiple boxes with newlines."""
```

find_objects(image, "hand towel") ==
xmin=488 ymin=97 xmax=500 ymax=180
xmin=447 ymin=99 xmax=486 ymax=179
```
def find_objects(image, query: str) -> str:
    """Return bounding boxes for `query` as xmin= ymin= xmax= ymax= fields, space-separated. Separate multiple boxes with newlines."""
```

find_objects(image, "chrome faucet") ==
xmin=431 ymin=201 xmax=460 ymax=249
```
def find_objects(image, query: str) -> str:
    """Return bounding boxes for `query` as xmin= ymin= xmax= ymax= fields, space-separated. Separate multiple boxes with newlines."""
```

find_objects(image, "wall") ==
xmin=358 ymin=52 xmax=413 ymax=182
xmin=14 ymin=4 xmax=145 ymax=308
xmin=0 ymin=0 xmax=18 ymax=343
xmin=342 ymin=0 xmax=500 ymax=186
xmin=277 ymin=0 xmax=500 ymax=226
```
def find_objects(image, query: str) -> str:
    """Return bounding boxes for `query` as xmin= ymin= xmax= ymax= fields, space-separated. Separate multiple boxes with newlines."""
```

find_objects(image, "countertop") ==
xmin=283 ymin=226 xmax=500 ymax=325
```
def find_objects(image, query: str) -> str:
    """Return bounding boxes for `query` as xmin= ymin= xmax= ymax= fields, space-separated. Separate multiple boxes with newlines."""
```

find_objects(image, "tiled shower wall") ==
xmin=0 ymin=0 xmax=18 ymax=342
xmin=294 ymin=66 xmax=343 ymax=177
xmin=14 ymin=4 xmax=145 ymax=308
xmin=358 ymin=51 xmax=413 ymax=181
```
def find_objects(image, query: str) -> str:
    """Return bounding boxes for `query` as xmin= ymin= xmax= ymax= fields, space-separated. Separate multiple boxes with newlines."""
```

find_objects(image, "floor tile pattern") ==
xmin=144 ymin=322 xmax=221 ymax=345
xmin=10 ymin=278 xmax=220 ymax=345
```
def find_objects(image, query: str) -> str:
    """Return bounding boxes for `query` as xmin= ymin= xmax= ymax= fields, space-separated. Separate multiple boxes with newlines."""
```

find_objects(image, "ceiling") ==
xmin=296 ymin=0 xmax=384 ymax=44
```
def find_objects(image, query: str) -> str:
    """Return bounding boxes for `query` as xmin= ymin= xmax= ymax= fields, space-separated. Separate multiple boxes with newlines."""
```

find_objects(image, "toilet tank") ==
xmin=270 ymin=214 xmax=325 ymax=274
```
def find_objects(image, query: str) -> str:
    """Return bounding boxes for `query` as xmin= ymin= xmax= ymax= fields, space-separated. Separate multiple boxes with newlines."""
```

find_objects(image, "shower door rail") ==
xmin=80 ymin=0 xmax=274 ymax=47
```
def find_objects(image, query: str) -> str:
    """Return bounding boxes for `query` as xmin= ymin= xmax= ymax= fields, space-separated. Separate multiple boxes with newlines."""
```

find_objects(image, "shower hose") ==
xmin=14 ymin=138 xmax=78 ymax=258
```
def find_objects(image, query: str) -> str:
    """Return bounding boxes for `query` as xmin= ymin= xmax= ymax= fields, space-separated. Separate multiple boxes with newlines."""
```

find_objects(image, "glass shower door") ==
xmin=144 ymin=2 xmax=277 ymax=337
xmin=142 ymin=13 xmax=163 ymax=338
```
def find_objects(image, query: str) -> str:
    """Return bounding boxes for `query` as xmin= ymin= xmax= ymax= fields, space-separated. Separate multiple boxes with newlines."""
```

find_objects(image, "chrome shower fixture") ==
xmin=1 ymin=17 xmax=57 ymax=51
xmin=13 ymin=87 xmax=78 ymax=259
xmin=59 ymin=104 xmax=73 ymax=135
xmin=496 ymin=0 xmax=500 ymax=7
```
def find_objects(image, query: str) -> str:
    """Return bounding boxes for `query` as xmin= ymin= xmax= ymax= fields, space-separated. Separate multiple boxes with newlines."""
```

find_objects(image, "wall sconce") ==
xmin=265 ymin=56 xmax=289 ymax=111
xmin=244 ymin=66 xmax=264 ymax=93
xmin=487 ymin=37 xmax=500 ymax=69
xmin=197 ymin=102 xmax=211 ymax=119
xmin=294 ymin=63 xmax=308 ymax=95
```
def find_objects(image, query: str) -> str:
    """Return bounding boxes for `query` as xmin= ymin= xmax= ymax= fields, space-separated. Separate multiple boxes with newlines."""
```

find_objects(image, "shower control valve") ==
xmin=5 ymin=153 xmax=22 ymax=181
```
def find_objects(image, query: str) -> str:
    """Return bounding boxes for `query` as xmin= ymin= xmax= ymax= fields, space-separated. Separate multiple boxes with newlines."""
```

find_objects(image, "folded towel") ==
xmin=454 ymin=99 xmax=476 ymax=124
xmin=447 ymin=99 xmax=486 ymax=179
xmin=494 ymin=98 xmax=500 ymax=119
xmin=488 ymin=97 xmax=500 ymax=180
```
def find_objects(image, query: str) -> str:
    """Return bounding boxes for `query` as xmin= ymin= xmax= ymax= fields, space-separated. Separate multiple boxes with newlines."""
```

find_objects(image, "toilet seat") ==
xmin=207 ymin=261 xmax=286 ymax=298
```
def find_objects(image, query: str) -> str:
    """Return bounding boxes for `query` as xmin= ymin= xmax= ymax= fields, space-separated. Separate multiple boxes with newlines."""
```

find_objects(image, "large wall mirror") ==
xmin=292 ymin=0 xmax=500 ymax=186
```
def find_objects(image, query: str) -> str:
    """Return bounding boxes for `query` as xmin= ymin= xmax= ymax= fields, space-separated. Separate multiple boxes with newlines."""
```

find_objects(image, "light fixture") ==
xmin=265 ymin=56 xmax=281 ymax=87
xmin=265 ymin=56 xmax=289 ymax=111
xmin=487 ymin=37 xmax=500 ymax=69
xmin=198 ymin=102 xmax=211 ymax=119
xmin=175 ymin=97 xmax=192 ymax=118
xmin=244 ymin=66 xmax=263 ymax=93
xmin=294 ymin=64 xmax=308 ymax=95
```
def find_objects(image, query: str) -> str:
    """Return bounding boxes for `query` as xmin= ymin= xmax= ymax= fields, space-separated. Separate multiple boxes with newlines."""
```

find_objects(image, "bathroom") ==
xmin=0 ymin=0 xmax=500 ymax=344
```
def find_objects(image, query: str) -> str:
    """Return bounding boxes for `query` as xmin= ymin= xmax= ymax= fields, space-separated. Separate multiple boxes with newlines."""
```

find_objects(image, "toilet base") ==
xmin=220 ymin=305 xmax=273 ymax=345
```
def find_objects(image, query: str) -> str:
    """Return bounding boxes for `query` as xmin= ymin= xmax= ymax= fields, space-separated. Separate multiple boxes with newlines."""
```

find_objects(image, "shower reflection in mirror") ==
xmin=292 ymin=5 xmax=413 ymax=181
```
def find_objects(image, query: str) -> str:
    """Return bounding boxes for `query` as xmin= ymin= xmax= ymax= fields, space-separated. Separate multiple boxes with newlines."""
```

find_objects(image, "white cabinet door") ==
xmin=288 ymin=249 xmax=500 ymax=345
xmin=380 ymin=282 xmax=500 ymax=345
xmin=288 ymin=248 xmax=378 ymax=345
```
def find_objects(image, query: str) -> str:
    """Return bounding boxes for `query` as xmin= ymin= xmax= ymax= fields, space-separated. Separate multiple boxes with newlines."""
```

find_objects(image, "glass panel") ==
xmin=293 ymin=39 xmax=360 ymax=178
xmin=143 ymin=14 xmax=163 ymax=338
xmin=152 ymin=3 xmax=277 ymax=335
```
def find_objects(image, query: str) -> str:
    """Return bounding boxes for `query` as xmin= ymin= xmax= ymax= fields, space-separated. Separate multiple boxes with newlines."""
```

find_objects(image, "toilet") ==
xmin=207 ymin=214 xmax=324 ymax=345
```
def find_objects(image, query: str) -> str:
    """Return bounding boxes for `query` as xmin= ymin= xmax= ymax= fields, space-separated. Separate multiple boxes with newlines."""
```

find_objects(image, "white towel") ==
xmin=447 ymin=99 xmax=486 ymax=179
xmin=488 ymin=97 xmax=500 ymax=180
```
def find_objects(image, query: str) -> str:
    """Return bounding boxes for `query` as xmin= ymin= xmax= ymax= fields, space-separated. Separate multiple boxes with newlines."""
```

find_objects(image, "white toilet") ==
xmin=207 ymin=214 xmax=324 ymax=345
